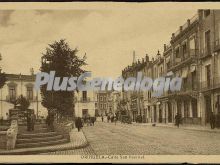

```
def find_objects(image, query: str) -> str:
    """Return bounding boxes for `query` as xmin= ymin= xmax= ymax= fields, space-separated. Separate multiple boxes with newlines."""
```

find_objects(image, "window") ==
xmin=100 ymin=96 xmax=103 ymax=101
xmin=175 ymin=47 xmax=180 ymax=58
xmin=27 ymin=87 xmax=33 ymax=100
xmin=82 ymin=91 xmax=87 ymax=101
xmin=206 ymin=65 xmax=211 ymax=87
xmin=217 ymin=95 xmax=220 ymax=113
xmin=182 ymin=42 xmax=187 ymax=58
xmin=192 ymin=71 xmax=197 ymax=90
xmin=204 ymin=10 xmax=210 ymax=17
xmin=205 ymin=30 xmax=211 ymax=55
xmin=192 ymin=99 xmax=198 ymax=118
xmin=104 ymin=103 xmax=107 ymax=109
xmin=183 ymin=77 xmax=188 ymax=90
xmin=82 ymin=109 xmax=88 ymax=117
xmin=100 ymin=103 xmax=103 ymax=109
xmin=184 ymin=101 xmax=190 ymax=118
xmin=9 ymin=86 xmax=16 ymax=100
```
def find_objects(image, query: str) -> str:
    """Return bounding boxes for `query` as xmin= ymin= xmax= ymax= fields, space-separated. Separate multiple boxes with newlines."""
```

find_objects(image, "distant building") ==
xmin=96 ymin=91 xmax=113 ymax=116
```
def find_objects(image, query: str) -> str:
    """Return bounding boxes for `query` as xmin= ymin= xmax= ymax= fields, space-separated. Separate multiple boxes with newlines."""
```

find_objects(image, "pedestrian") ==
xmin=75 ymin=117 xmax=83 ymax=132
xmin=26 ymin=113 xmax=31 ymax=131
xmin=111 ymin=115 xmax=114 ymax=123
xmin=5 ymin=113 xmax=9 ymax=121
xmin=101 ymin=115 xmax=104 ymax=122
xmin=114 ymin=115 xmax=117 ymax=125
xmin=175 ymin=113 xmax=181 ymax=128
xmin=107 ymin=115 xmax=110 ymax=123
xmin=91 ymin=117 xmax=95 ymax=126
xmin=210 ymin=112 xmax=216 ymax=129
xmin=30 ymin=113 xmax=36 ymax=131
xmin=49 ymin=112 xmax=55 ymax=131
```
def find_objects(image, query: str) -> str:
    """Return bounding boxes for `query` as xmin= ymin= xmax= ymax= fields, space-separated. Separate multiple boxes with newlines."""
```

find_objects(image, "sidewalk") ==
xmin=131 ymin=122 xmax=220 ymax=133
xmin=0 ymin=129 xmax=88 ymax=155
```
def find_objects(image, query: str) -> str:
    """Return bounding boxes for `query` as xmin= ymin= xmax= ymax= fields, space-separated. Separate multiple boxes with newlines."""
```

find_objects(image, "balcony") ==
xmin=200 ymin=80 xmax=213 ymax=91
xmin=6 ymin=96 xmax=17 ymax=103
xmin=214 ymin=39 xmax=220 ymax=52
xmin=27 ymin=96 xmax=38 ymax=102
xmin=200 ymin=46 xmax=212 ymax=59
xmin=200 ymin=77 xmax=220 ymax=91
xmin=80 ymin=97 xmax=91 ymax=103
xmin=168 ymin=49 xmax=197 ymax=72
xmin=181 ymin=82 xmax=197 ymax=92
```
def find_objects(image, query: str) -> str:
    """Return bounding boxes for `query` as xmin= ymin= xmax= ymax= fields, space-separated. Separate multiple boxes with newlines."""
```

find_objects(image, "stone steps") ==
xmin=17 ymin=132 xmax=59 ymax=139
xmin=16 ymin=138 xmax=69 ymax=148
xmin=16 ymin=135 xmax=64 ymax=143
xmin=16 ymin=122 xmax=69 ymax=149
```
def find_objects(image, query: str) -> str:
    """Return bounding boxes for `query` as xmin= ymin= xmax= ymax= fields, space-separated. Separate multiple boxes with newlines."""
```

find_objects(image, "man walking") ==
xmin=101 ymin=115 xmax=104 ymax=122
xmin=210 ymin=112 xmax=216 ymax=129
xmin=175 ymin=113 xmax=181 ymax=128
xmin=75 ymin=117 xmax=83 ymax=132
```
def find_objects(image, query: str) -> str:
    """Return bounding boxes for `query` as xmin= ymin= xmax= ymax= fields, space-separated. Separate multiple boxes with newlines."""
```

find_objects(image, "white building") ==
xmin=74 ymin=90 xmax=97 ymax=118
xmin=0 ymin=73 xmax=48 ymax=120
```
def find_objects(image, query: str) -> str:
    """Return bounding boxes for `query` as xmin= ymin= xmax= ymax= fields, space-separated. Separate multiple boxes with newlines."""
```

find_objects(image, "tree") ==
xmin=0 ymin=54 xmax=6 ymax=89
xmin=40 ymin=39 xmax=86 ymax=118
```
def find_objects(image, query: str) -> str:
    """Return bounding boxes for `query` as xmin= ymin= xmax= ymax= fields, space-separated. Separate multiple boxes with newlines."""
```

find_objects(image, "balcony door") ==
xmin=206 ymin=65 xmax=211 ymax=87
xmin=205 ymin=95 xmax=212 ymax=124
xmin=82 ymin=91 xmax=87 ymax=101
xmin=205 ymin=30 xmax=211 ymax=55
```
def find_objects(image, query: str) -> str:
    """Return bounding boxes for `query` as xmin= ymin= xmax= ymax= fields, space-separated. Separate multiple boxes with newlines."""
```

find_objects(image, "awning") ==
xmin=190 ymin=65 xmax=196 ymax=72
xmin=181 ymin=68 xmax=188 ymax=78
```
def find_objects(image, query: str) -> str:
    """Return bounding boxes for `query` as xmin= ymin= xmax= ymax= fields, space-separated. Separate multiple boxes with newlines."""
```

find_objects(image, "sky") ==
xmin=0 ymin=8 xmax=197 ymax=78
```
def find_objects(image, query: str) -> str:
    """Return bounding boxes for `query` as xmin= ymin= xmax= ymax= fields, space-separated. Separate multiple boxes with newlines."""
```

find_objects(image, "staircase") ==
xmin=16 ymin=123 xmax=69 ymax=149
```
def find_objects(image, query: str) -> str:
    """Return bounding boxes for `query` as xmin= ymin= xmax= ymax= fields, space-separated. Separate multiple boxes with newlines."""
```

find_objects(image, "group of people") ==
xmin=101 ymin=114 xmax=118 ymax=125
xmin=27 ymin=113 xmax=36 ymax=131
xmin=75 ymin=115 xmax=97 ymax=132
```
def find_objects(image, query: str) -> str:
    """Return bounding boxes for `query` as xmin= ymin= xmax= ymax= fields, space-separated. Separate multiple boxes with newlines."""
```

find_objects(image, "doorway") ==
xmin=168 ymin=102 xmax=172 ymax=123
xmin=205 ymin=95 xmax=212 ymax=124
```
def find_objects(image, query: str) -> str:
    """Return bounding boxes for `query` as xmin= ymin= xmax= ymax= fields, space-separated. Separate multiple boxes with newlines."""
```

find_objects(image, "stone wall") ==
xmin=0 ymin=120 xmax=18 ymax=150
xmin=54 ymin=121 xmax=73 ymax=141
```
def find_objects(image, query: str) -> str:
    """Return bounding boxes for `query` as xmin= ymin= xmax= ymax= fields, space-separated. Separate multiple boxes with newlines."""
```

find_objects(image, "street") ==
xmin=47 ymin=122 xmax=220 ymax=155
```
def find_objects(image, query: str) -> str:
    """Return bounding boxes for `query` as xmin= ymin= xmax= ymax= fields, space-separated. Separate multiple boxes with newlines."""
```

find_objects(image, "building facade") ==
xmin=120 ymin=9 xmax=220 ymax=126
xmin=0 ymin=73 xmax=48 ymax=120
xmin=74 ymin=90 xmax=97 ymax=118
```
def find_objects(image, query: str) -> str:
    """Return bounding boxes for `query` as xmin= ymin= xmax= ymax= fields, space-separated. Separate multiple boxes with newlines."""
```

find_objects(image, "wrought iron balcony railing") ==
xmin=80 ymin=97 xmax=91 ymax=102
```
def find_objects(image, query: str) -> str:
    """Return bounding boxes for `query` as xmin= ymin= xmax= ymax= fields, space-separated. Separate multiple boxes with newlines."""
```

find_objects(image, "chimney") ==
xmin=187 ymin=19 xmax=190 ymax=26
xmin=180 ymin=26 xmax=183 ymax=32
xmin=132 ymin=50 xmax=136 ymax=63
xmin=157 ymin=50 xmax=161 ymax=59
xmin=164 ymin=44 xmax=166 ymax=51
xmin=145 ymin=54 xmax=149 ymax=62
xmin=172 ymin=33 xmax=175 ymax=39
xmin=30 ymin=68 xmax=34 ymax=75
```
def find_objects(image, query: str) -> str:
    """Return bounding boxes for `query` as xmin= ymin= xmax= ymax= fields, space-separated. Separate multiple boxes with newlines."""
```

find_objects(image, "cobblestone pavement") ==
xmin=47 ymin=122 xmax=220 ymax=155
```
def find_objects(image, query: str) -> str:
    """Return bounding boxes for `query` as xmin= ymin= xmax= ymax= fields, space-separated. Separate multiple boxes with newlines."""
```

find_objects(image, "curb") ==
xmin=132 ymin=123 xmax=220 ymax=133
xmin=0 ymin=130 xmax=89 ymax=155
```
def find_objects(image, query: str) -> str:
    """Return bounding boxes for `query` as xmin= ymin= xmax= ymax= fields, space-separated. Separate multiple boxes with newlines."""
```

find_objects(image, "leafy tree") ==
xmin=40 ymin=39 xmax=86 ymax=118
xmin=0 ymin=54 xmax=6 ymax=89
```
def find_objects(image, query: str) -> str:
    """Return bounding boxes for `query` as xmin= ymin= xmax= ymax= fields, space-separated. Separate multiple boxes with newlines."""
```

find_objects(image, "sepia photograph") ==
xmin=0 ymin=2 xmax=220 ymax=163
